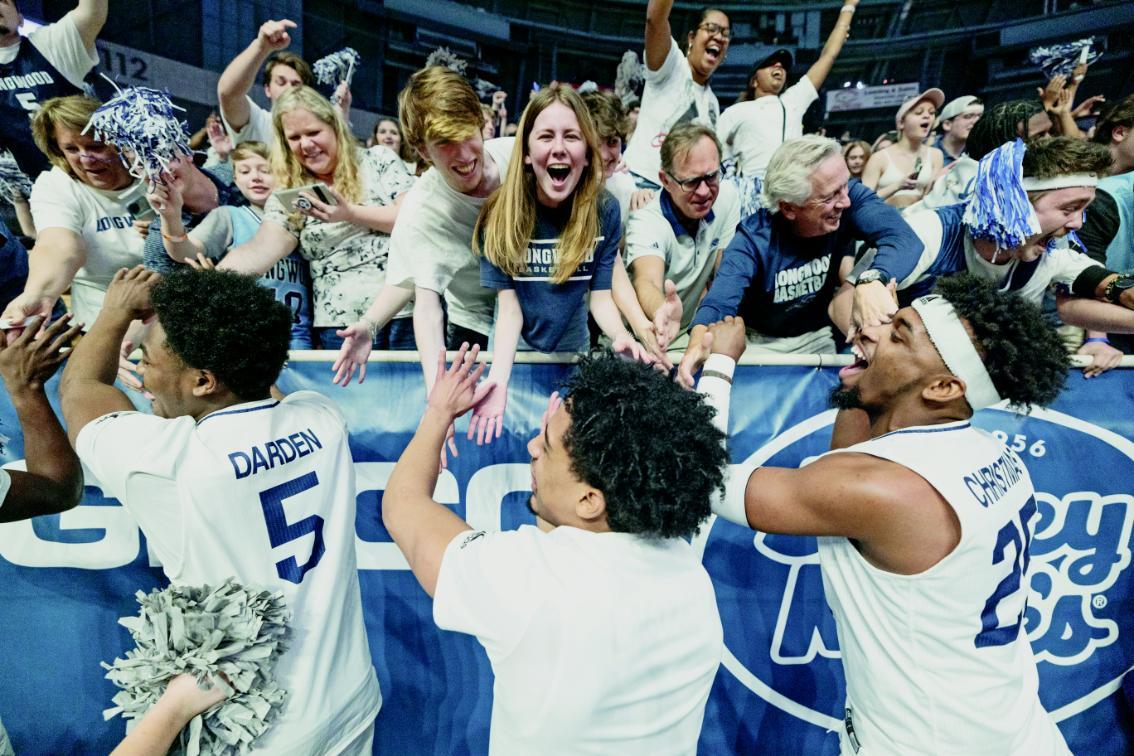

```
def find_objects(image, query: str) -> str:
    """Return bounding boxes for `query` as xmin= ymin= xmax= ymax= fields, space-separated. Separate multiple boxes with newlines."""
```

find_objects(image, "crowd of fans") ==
xmin=2 ymin=0 xmax=1131 ymax=399
xmin=1 ymin=0 xmax=1134 ymax=751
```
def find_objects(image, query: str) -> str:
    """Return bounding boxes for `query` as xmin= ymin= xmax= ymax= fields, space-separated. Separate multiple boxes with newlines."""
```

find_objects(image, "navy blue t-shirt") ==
xmin=481 ymin=192 xmax=620 ymax=352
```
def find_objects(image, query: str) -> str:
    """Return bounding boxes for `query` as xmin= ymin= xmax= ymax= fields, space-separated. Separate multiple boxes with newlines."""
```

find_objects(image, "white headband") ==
xmin=911 ymin=295 xmax=1002 ymax=411
xmin=1020 ymin=173 xmax=1099 ymax=191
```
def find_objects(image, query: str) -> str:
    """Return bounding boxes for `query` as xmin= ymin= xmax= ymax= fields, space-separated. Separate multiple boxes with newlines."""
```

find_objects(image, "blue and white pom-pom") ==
xmin=103 ymin=578 xmax=289 ymax=755
xmin=1029 ymin=38 xmax=1102 ymax=80
xmin=962 ymin=139 xmax=1040 ymax=251
xmin=314 ymin=47 xmax=360 ymax=90
xmin=84 ymin=84 xmax=191 ymax=183
xmin=0 ymin=150 xmax=33 ymax=202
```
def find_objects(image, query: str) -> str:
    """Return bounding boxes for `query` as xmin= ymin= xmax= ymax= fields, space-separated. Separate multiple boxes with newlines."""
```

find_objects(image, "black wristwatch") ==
xmin=1104 ymin=273 xmax=1134 ymax=304
xmin=855 ymin=269 xmax=891 ymax=286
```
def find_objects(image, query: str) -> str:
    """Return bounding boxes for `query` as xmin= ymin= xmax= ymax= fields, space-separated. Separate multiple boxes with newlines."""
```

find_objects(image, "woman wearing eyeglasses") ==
xmin=465 ymin=85 xmax=654 ymax=445
xmin=623 ymin=0 xmax=730 ymax=191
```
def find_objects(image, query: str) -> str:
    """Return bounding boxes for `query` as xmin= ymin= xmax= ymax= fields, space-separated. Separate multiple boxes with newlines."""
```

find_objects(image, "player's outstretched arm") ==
xmin=385 ymin=344 xmax=492 ymax=596
xmin=0 ymin=314 xmax=85 ymax=522
xmin=60 ymin=266 xmax=157 ymax=445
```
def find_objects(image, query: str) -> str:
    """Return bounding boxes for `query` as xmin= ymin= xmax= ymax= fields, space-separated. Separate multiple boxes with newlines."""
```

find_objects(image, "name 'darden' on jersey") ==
xmin=228 ymin=428 xmax=323 ymax=480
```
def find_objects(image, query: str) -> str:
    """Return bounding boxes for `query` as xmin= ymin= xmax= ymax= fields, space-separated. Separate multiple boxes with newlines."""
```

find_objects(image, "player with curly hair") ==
xmin=60 ymin=266 xmax=383 ymax=753
xmin=698 ymin=274 xmax=1072 ymax=755
xmin=384 ymin=345 xmax=727 ymax=754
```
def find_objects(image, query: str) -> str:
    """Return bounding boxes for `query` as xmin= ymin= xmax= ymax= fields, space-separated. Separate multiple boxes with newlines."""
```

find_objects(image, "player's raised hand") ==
xmin=103 ymin=266 xmax=160 ymax=321
xmin=257 ymin=19 xmax=296 ymax=52
xmin=706 ymin=315 xmax=746 ymax=361
xmin=429 ymin=343 xmax=493 ymax=420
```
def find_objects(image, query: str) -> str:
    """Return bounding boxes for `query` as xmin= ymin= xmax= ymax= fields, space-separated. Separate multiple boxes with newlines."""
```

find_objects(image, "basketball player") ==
xmin=60 ymin=266 xmax=380 ymax=754
xmin=697 ymin=274 xmax=1072 ymax=754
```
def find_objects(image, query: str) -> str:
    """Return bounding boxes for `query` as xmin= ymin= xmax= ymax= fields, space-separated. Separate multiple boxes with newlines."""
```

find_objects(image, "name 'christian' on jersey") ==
xmin=74 ymin=391 xmax=381 ymax=754
xmin=816 ymin=421 xmax=1070 ymax=756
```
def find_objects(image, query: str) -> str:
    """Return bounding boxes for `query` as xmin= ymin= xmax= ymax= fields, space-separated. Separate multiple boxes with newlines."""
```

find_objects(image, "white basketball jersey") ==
xmin=817 ymin=420 xmax=1069 ymax=756
xmin=78 ymin=391 xmax=380 ymax=754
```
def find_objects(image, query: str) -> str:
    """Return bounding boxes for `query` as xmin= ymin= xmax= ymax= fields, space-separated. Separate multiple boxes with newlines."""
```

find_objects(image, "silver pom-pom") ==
xmin=577 ymin=80 xmax=598 ymax=94
xmin=102 ymin=578 xmax=290 ymax=755
xmin=615 ymin=50 xmax=645 ymax=107
xmin=0 ymin=150 xmax=32 ymax=202
xmin=313 ymin=47 xmax=360 ymax=89
xmin=83 ymin=83 xmax=191 ymax=183
xmin=425 ymin=47 xmax=468 ymax=76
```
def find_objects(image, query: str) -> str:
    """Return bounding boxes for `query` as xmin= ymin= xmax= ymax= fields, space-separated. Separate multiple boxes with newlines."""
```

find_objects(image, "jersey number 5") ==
xmin=974 ymin=496 xmax=1037 ymax=648
xmin=260 ymin=472 xmax=325 ymax=584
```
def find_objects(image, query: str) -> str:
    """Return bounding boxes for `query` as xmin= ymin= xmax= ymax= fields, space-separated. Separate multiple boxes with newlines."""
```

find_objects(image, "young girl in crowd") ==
xmin=862 ymin=89 xmax=946 ymax=208
xmin=842 ymin=140 xmax=871 ymax=180
xmin=371 ymin=117 xmax=419 ymax=175
xmin=467 ymin=84 xmax=651 ymax=443
xmin=152 ymin=141 xmax=314 ymax=348
xmin=218 ymin=86 xmax=416 ymax=349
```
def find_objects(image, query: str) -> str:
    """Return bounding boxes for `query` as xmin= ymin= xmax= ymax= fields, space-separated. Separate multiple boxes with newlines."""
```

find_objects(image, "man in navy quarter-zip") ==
xmin=677 ymin=134 xmax=921 ymax=385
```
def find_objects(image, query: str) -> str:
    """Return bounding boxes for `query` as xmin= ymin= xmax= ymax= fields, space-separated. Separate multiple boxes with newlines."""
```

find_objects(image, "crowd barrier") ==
xmin=0 ymin=354 xmax=1131 ymax=754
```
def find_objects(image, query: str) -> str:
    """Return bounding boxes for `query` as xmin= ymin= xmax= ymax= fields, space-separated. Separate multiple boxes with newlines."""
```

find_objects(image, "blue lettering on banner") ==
xmin=227 ymin=428 xmax=321 ymax=479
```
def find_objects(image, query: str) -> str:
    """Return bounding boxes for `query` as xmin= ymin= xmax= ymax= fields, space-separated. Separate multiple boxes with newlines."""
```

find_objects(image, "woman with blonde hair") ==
xmin=2 ymin=95 xmax=145 ymax=327
xmin=861 ymin=89 xmax=946 ymax=208
xmin=219 ymin=85 xmax=416 ymax=349
xmin=466 ymin=83 xmax=652 ymax=444
xmin=842 ymin=139 xmax=871 ymax=179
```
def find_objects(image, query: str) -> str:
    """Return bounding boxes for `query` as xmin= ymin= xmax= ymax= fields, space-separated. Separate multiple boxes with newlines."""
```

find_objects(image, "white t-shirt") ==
xmin=0 ymin=14 xmax=98 ymax=87
xmin=29 ymin=167 xmax=146 ymax=324
xmin=606 ymin=170 xmax=638 ymax=227
xmin=221 ymin=95 xmax=274 ymax=146
xmin=853 ymin=207 xmax=1101 ymax=305
xmin=624 ymin=181 xmax=740 ymax=333
xmin=716 ymin=77 xmax=818 ymax=179
xmin=385 ymin=137 xmax=515 ymax=335
xmin=75 ymin=392 xmax=381 ymax=754
xmin=433 ymin=525 xmax=722 ymax=755
xmin=624 ymin=39 xmax=720 ymax=184
xmin=263 ymin=145 xmax=416 ymax=326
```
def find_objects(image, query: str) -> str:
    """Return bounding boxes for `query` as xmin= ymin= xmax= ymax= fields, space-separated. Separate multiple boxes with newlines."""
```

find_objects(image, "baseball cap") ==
xmin=750 ymin=49 xmax=793 ymax=78
xmin=934 ymin=95 xmax=982 ymax=129
xmin=895 ymin=87 xmax=945 ymax=129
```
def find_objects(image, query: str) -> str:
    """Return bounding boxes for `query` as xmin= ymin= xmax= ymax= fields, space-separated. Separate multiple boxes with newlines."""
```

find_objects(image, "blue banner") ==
xmin=0 ymin=361 xmax=1131 ymax=754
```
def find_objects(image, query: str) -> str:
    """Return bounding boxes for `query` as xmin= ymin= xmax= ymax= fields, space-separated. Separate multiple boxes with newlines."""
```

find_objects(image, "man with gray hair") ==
xmin=625 ymin=122 xmax=740 ymax=349
xmin=677 ymin=135 xmax=921 ymax=385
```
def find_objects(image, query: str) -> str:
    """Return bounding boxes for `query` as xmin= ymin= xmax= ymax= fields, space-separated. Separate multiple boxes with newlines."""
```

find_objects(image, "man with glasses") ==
xmin=677 ymin=135 xmax=920 ymax=385
xmin=624 ymin=1 xmax=730 ymax=190
xmin=625 ymin=123 xmax=739 ymax=350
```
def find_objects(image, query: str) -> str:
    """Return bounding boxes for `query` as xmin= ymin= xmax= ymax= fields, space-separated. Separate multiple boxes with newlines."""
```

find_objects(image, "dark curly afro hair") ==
xmin=933 ymin=274 xmax=1069 ymax=411
xmin=559 ymin=351 xmax=728 ymax=540
xmin=151 ymin=269 xmax=292 ymax=400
